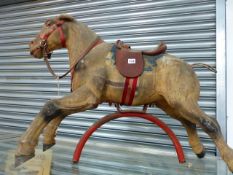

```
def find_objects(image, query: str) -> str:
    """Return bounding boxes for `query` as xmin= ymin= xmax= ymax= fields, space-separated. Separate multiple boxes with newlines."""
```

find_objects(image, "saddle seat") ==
xmin=115 ymin=41 xmax=167 ymax=78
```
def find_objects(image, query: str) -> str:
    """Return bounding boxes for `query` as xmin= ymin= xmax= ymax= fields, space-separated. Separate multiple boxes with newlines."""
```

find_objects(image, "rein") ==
xmin=40 ymin=20 xmax=103 ymax=80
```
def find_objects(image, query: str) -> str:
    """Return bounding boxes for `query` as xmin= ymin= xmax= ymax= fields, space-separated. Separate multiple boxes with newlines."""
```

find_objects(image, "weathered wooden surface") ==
xmin=5 ymin=149 xmax=52 ymax=175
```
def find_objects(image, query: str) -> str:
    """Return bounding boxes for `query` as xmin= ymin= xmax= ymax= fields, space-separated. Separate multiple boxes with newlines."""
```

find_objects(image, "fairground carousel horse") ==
xmin=15 ymin=14 xmax=233 ymax=172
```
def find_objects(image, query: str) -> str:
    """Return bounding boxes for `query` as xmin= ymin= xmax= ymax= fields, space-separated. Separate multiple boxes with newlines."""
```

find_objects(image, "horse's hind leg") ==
xmin=43 ymin=116 xmax=64 ymax=151
xmin=174 ymin=101 xmax=233 ymax=172
xmin=181 ymin=120 xmax=205 ymax=158
xmin=155 ymin=99 xmax=205 ymax=158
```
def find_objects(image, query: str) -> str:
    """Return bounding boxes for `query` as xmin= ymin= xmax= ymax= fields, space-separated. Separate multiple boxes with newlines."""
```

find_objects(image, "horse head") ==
xmin=29 ymin=14 xmax=75 ymax=58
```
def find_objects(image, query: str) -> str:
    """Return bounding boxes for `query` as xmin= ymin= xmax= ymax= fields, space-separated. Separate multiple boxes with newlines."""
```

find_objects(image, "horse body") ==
xmin=16 ymin=14 xmax=233 ymax=172
xmin=72 ymin=39 xmax=199 ymax=106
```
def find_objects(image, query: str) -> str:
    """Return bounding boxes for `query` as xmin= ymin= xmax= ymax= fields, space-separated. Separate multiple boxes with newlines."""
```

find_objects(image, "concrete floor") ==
xmin=0 ymin=131 xmax=230 ymax=175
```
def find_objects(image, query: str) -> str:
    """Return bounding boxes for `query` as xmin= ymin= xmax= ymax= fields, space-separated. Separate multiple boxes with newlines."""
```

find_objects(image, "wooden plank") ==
xmin=4 ymin=149 xmax=52 ymax=175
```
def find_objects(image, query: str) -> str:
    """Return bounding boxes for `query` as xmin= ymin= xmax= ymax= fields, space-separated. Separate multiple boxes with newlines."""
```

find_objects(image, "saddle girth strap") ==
xmin=121 ymin=77 xmax=138 ymax=106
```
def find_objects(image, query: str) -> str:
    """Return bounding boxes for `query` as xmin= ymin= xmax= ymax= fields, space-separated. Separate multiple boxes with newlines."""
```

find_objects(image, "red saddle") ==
xmin=115 ymin=41 xmax=167 ymax=78
xmin=116 ymin=49 xmax=144 ymax=78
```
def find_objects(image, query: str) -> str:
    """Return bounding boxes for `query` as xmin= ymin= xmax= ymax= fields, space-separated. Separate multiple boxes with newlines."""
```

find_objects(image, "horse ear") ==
xmin=58 ymin=14 xmax=75 ymax=22
xmin=45 ymin=19 xmax=54 ymax=26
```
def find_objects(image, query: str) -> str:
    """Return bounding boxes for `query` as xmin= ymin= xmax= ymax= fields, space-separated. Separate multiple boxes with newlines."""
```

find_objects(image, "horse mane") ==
xmin=58 ymin=14 xmax=76 ymax=22
xmin=44 ymin=14 xmax=76 ymax=27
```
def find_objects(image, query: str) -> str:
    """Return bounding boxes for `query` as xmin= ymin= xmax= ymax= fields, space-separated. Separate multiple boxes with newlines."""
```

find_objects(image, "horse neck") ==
xmin=66 ymin=22 xmax=98 ymax=66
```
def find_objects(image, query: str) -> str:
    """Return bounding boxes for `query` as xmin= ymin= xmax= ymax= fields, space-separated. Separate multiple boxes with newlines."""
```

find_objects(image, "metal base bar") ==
xmin=73 ymin=111 xmax=186 ymax=164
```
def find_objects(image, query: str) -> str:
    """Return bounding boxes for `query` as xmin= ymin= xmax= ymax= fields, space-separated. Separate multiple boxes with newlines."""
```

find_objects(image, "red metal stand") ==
xmin=73 ymin=111 xmax=186 ymax=164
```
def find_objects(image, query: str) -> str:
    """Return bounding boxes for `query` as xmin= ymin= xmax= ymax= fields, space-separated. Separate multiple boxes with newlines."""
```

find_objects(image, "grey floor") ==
xmin=0 ymin=131 xmax=230 ymax=175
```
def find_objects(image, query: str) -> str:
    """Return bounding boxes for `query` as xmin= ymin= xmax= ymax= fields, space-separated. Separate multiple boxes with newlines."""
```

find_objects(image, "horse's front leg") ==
xmin=43 ymin=116 xmax=64 ymax=151
xmin=15 ymin=80 xmax=104 ymax=165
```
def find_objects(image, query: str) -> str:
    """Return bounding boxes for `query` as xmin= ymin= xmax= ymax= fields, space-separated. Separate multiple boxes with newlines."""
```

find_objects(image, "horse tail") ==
xmin=191 ymin=63 xmax=217 ymax=73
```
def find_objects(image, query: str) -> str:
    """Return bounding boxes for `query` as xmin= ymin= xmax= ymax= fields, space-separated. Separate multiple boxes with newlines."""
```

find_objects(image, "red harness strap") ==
xmin=121 ymin=77 xmax=138 ymax=106
xmin=57 ymin=26 xmax=66 ymax=47
xmin=40 ymin=20 xmax=66 ymax=48
xmin=40 ymin=19 xmax=104 ymax=92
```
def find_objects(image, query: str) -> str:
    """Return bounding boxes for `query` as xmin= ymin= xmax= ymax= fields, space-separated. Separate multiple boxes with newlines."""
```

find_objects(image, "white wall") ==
xmin=226 ymin=0 xmax=233 ymax=148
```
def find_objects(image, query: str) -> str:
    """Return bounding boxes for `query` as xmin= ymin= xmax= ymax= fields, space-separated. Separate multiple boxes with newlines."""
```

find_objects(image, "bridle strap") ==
xmin=43 ymin=36 xmax=103 ymax=80
xmin=41 ymin=19 xmax=103 ymax=80
xmin=57 ymin=26 xmax=66 ymax=47
xmin=40 ymin=20 xmax=66 ymax=47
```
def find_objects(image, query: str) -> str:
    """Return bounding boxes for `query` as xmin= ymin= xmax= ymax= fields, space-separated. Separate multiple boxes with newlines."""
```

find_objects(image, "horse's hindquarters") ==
xmin=154 ymin=54 xmax=200 ymax=105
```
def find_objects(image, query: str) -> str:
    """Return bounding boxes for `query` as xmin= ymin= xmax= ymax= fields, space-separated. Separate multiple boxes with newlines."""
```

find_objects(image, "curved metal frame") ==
xmin=73 ymin=112 xmax=186 ymax=164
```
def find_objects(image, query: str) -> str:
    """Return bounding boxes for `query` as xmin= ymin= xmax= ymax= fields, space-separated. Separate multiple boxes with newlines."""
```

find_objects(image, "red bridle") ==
xmin=39 ymin=19 xmax=66 ymax=48
xmin=39 ymin=19 xmax=103 ymax=92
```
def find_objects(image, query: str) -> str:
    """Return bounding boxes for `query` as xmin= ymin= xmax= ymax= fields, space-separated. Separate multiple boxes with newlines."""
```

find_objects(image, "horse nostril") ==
xmin=30 ymin=41 xmax=34 ymax=45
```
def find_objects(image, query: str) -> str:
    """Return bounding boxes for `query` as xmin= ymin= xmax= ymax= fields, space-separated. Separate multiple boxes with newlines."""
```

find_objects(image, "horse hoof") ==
xmin=196 ymin=150 xmax=206 ymax=159
xmin=15 ymin=154 xmax=34 ymax=167
xmin=43 ymin=143 xmax=55 ymax=151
